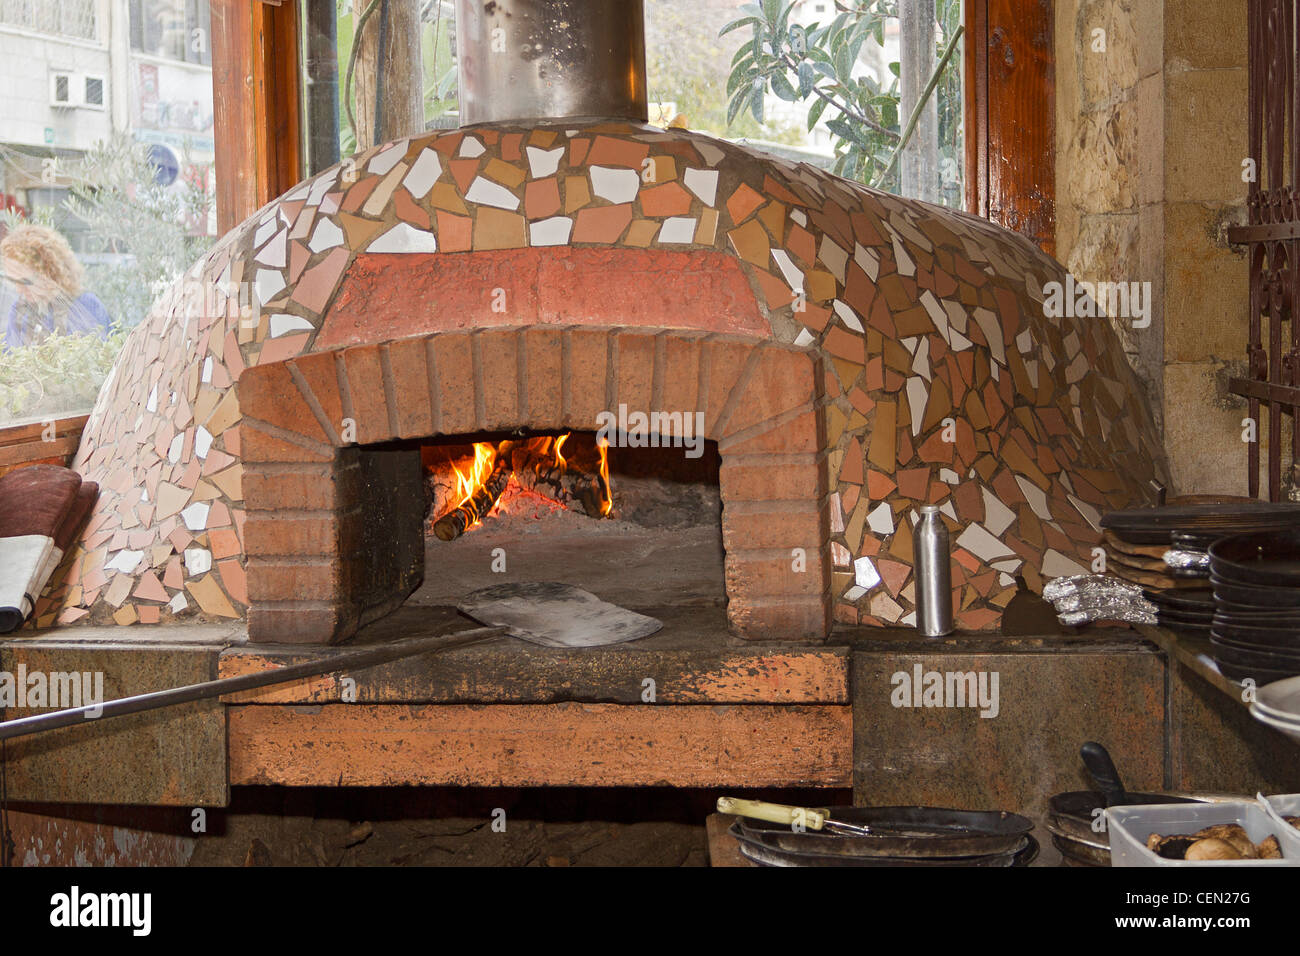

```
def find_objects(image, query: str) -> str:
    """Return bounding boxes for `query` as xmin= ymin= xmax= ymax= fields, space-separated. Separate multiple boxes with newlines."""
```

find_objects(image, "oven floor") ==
xmin=408 ymin=514 xmax=726 ymax=608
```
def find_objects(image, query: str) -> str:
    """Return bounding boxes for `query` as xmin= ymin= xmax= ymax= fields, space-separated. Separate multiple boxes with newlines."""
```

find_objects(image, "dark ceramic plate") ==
xmin=1210 ymin=531 xmax=1300 ymax=589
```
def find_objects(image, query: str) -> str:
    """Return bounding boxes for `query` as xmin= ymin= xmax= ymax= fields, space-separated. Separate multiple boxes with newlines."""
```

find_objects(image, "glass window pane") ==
xmin=0 ymin=0 xmax=218 ymax=426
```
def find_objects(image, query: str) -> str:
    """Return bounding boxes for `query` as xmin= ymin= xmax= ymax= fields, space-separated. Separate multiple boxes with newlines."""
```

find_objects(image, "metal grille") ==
xmin=1227 ymin=0 xmax=1300 ymax=500
xmin=0 ymin=0 xmax=99 ymax=42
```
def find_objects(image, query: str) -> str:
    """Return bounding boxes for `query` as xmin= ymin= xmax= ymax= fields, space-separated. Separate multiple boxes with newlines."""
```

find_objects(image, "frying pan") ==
xmin=732 ymin=830 xmax=1038 ymax=867
xmin=1209 ymin=531 xmax=1300 ymax=588
xmin=1210 ymin=618 xmax=1300 ymax=646
xmin=727 ymin=805 xmax=1034 ymax=859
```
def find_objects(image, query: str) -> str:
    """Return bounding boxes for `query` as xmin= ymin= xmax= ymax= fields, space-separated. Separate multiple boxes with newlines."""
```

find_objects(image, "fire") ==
xmin=596 ymin=437 xmax=613 ymax=517
xmin=429 ymin=432 xmax=613 ymax=540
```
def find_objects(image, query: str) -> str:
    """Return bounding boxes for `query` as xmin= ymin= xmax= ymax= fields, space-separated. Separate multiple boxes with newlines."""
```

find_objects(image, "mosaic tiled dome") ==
xmin=39 ymin=121 xmax=1168 ymax=633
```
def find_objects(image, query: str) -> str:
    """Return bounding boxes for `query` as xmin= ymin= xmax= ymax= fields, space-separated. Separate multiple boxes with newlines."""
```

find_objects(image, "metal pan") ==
xmin=731 ymin=805 xmax=1033 ymax=859
xmin=1210 ymin=531 xmax=1300 ymax=588
xmin=1049 ymin=790 xmax=1194 ymax=846
xmin=732 ymin=827 xmax=1038 ymax=867
xmin=1210 ymin=618 xmax=1300 ymax=646
xmin=1210 ymin=574 xmax=1300 ymax=609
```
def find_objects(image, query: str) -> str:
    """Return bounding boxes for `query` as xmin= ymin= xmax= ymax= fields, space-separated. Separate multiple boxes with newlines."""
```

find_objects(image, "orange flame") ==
xmin=596 ymin=437 xmax=613 ymax=517
xmin=450 ymin=442 xmax=496 ymax=512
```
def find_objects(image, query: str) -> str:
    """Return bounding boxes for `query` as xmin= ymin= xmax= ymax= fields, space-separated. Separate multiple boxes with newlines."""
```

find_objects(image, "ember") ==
xmin=425 ymin=433 xmax=614 ymax=541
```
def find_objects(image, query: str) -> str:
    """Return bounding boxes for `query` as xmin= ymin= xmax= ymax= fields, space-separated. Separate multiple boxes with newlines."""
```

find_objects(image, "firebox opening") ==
xmin=408 ymin=429 xmax=726 ymax=610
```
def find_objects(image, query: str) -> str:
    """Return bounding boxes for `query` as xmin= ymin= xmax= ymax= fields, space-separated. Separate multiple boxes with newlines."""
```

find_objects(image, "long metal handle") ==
xmin=0 ymin=625 xmax=507 ymax=742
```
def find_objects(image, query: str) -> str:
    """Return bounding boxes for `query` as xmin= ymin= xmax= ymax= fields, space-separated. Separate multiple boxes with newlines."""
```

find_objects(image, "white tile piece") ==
xmin=866 ymin=502 xmax=895 ymax=536
xmin=403 ymin=149 xmax=443 ymax=198
xmin=901 ymin=336 xmax=918 ymax=356
xmin=696 ymin=141 xmax=725 ymax=166
xmin=906 ymin=376 xmax=927 ymax=436
xmin=146 ymin=384 xmax=158 ymax=413
xmin=201 ymin=357 xmax=214 ymax=386
xmin=526 ymin=145 xmax=565 ymax=178
xmin=168 ymin=593 xmax=188 ymax=613
xmin=832 ymin=300 xmax=863 ymax=332
xmin=919 ymin=291 xmax=949 ymax=344
xmin=891 ymin=232 xmax=915 ymax=277
xmin=368 ymin=222 xmax=439 ymax=253
xmin=981 ymin=487 xmax=1016 ymax=536
xmin=465 ymin=176 xmax=520 ymax=210
xmin=106 ymin=550 xmax=144 ymax=573
xmin=819 ymin=236 xmax=848 ymax=282
xmin=1015 ymin=475 xmax=1053 ymax=520
xmin=911 ymin=336 xmax=931 ymax=381
xmin=793 ymin=328 xmax=815 ymax=347
xmin=870 ymin=591 xmax=904 ymax=623
xmin=854 ymin=555 xmax=882 ymax=589
xmin=254 ymin=218 xmax=277 ymax=247
xmin=831 ymin=541 xmax=852 ymax=568
xmin=972 ymin=307 xmax=1006 ymax=365
xmin=184 ymin=547 xmax=212 ymax=575
xmin=180 ymin=502 xmax=211 ymax=532
xmin=255 ymin=228 xmax=287 ymax=268
xmin=270 ymin=314 xmax=315 ymax=337
xmin=368 ymin=139 xmax=408 ymax=174
xmin=829 ymin=492 xmax=845 ymax=533
xmin=167 ymin=433 xmax=184 ymax=465
xmin=309 ymin=217 xmax=345 ymax=253
xmin=1042 ymin=549 xmax=1088 ymax=579
xmin=943 ymin=299 xmax=969 ymax=334
xmin=458 ymin=136 xmax=485 ymax=158
xmin=657 ymin=217 xmax=697 ymax=244
xmin=1025 ymin=360 xmax=1039 ymax=389
xmin=590 ymin=166 xmax=640 ymax=203
xmin=949 ymin=329 xmax=972 ymax=351
xmin=854 ymin=243 xmax=879 ymax=281
xmin=771 ymin=249 xmax=804 ymax=291
xmin=305 ymin=173 xmax=336 ymax=207
xmin=955 ymin=523 xmax=1015 ymax=563
xmin=939 ymin=501 xmax=957 ymax=521
xmin=790 ymin=208 xmax=807 ymax=226
xmin=1067 ymin=494 xmax=1103 ymax=533
xmin=1016 ymin=329 xmax=1033 ymax=354
xmin=194 ymin=426 xmax=212 ymax=460
xmin=255 ymin=269 xmax=286 ymax=305
xmin=529 ymin=216 xmax=573 ymax=246
xmin=991 ymin=558 xmax=1023 ymax=574
xmin=844 ymin=585 xmax=868 ymax=602
xmin=939 ymin=468 xmax=959 ymax=484
xmin=683 ymin=167 xmax=718 ymax=205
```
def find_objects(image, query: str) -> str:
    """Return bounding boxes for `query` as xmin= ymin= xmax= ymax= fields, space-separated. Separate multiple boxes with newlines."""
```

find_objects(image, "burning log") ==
xmin=432 ymin=441 xmax=513 ymax=541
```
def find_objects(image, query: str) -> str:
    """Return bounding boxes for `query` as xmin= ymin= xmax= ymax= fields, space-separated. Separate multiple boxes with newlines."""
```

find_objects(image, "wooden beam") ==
xmin=963 ymin=0 xmax=1055 ymax=253
xmin=227 ymin=703 xmax=853 ymax=787
xmin=211 ymin=0 xmax=303 ymax=234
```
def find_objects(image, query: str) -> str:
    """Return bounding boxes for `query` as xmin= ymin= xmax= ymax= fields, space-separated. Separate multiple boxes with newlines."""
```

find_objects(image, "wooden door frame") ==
xmin=211 ymin=0 xmax=303 ymax=234
xmin=964 ymin=0 xmax=1056 ymax=254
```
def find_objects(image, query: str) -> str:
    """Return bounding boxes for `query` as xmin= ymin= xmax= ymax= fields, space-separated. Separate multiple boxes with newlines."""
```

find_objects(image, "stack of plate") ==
xmin=1101 ymin=501 xmax=1300 ymax=628
xmin=1209 ymin=531 xmax=1300 ymax=683
xmin=1251 ymin=676 xmax=1300 ymax=743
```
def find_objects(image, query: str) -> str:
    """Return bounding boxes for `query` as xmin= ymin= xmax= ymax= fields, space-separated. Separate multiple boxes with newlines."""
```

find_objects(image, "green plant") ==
xmin=722 ymin=0 xmax=963 ymax=199
xmin=0 ymin=326 xmax=130 ymax=421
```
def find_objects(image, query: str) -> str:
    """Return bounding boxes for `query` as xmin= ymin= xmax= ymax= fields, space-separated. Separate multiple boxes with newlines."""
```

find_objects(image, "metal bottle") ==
xmin=913 ymin=505 xmax=954 ymax=636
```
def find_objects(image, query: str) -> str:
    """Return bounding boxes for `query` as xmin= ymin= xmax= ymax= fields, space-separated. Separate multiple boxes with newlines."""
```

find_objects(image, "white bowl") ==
xmin=1257 ymin=676 xmax=1300 ymax=721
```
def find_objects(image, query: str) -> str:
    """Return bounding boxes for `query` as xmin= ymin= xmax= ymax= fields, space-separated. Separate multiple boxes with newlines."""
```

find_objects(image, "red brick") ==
xmin=720 ymin=458 xmax=824 ymax=501
xmin=700 ymin=339 xmax=753 ymax=434
xmin=247 ymin=558 xmax=341 ymax=602
xmin=728 ymin=596 xmax=830 ymax=641
xmin=725 ymin=554 xmax=826 ymax=599
xmin=243 ymin=467 xmax=339 ymax=511
xmin=719 ymin=407 xmax=820 ymax=455
xmin=563 ymin=327 xmax=610 ymax=429
xmin=238 ymin=362 xmax=328 ymax=442
xmin=523 ymin=328 xmax=564 ymax=425
xmin=476 ymin=329 xmax=520 ymax=429
xmin=288 ymin=351 xmax=346 ymax=442
xmin=722 ymin=506 xmax=824 ymax=552
xmin=241 ymin=423 xmax=333 ymax=464
xmin=431 ymin=333 xmax=476 ymax=434
xmin=658 ymin=332 xmax=704 ymax=413
xmin=248 ymin=605 xmax=351 ymax=644
xmin=611 ymin=331 xmax=656 ymax=416
xmin=341 ymin=345 xmax=391 ymax=443
xmin=243 ymin=514 xmax=338 ymax=558
xmin=385 ymin=337 xmax=434 ymax=438
xmin=722 ymin=348 xmax=816 ymax=437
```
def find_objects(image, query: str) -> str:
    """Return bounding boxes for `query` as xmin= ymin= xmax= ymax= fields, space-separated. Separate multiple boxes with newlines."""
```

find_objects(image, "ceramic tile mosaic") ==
xmin=33 ymin=120 xmax=1168 ymax=635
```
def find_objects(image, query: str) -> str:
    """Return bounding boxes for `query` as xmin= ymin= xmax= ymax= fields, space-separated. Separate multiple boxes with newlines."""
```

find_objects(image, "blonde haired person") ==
xmin=1 ymin=223 xmax=111 ymax=348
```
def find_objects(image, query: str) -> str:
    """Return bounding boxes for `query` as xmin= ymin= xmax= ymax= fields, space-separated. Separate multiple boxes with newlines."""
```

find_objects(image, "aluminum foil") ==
xmin=1043 ymin=574 xmax=1157 ymax=626
xmin=1163 ymin=549 xmax=1211 ymax=571
xmin=1060 ymin=606 xmax=1159 ymax=627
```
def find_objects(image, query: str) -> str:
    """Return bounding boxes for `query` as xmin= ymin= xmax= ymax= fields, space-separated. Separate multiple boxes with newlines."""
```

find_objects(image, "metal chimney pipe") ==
xmin=454 ymin=0 xmax=648 ymax=126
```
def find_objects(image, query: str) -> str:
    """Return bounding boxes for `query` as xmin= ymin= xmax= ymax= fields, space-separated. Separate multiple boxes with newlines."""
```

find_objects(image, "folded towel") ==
xmin=0 ymin=464 xmax=96 ymax=633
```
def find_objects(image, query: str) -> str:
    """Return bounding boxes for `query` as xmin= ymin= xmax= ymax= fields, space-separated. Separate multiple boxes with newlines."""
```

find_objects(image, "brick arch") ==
xmin=237 ymin=327 xmax=831 ymax=644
